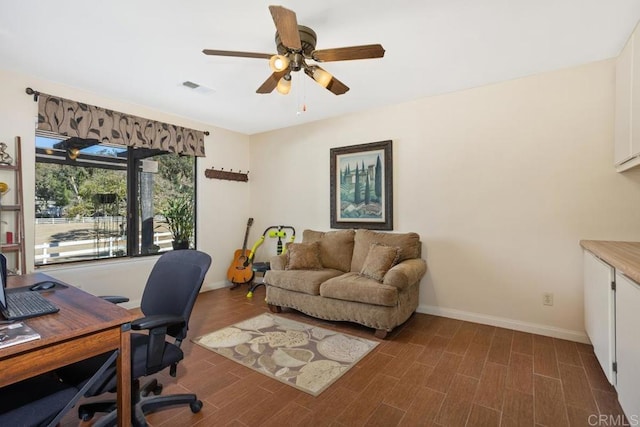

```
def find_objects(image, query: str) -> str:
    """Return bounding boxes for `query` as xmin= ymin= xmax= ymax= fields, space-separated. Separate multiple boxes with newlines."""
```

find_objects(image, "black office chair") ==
xmin=0 ymin=373 xmax=79 ymax=427
xmin=58 ymin=249 xmax=212 ymax=427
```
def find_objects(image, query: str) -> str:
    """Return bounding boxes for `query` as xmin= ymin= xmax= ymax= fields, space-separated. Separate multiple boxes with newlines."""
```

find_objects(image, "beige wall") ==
xmin=0 ymin=68 xmax=250 ymax=306
xmin=249 ymin=59 xmax=640 ymax=341
xmin=2 ymin=60 xmax=639 ymax=339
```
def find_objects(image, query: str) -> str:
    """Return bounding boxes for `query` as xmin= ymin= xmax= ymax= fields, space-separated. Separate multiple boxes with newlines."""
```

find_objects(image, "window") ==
xmin=35 ymin=133 xmax=196 ymax=266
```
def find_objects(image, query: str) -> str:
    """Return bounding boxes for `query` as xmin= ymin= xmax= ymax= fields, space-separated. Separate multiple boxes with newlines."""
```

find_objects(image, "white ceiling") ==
xmin=1 ymin=1 xmax=639 ymax=135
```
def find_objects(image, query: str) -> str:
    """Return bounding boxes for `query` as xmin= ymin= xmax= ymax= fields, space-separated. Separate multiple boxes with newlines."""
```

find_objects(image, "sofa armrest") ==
xmin=269 ymin=253 xmax=287 ymax=270
xmin=383 ymin=258 xmax=427 ymax=291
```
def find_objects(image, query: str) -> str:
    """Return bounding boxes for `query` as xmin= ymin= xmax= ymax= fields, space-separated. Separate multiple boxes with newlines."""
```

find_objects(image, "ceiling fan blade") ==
xmin=312 ymin=44 xmax=385 ymax=62
xmin=326 ymin=76 xmax=350 ymax=95
xmin=304 ymin=67 xmax=350 ymax=95
xmin=202 ymin=49 xmax=272 ymax=60
xmin=269 ymin=5 xmax=301 ymax=50
xmin=256 ymin=70 xmax=289 ymax=94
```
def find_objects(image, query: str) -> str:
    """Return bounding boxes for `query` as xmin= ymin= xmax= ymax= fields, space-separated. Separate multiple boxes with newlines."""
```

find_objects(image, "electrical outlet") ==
xmin=543 ymin=292 xmax=554 ymax=306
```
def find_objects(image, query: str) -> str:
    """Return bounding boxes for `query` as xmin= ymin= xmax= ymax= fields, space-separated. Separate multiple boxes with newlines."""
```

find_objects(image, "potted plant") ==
xmin=160 ymin=195 xmax=194 ymax=250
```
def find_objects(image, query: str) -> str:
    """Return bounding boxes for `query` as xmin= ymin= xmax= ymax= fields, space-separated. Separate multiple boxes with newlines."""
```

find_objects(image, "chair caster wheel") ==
xmin=141 ymin=379 xmax=162 ymax=397
xmin=79 ymin=410 xmax=94 ymax=422
xmin=152 ymin=384 xmax=163 ymax=395
xmin=190 ymin=400 xmax=203 ymax=413
xmin=142 ymin=383 xmax=162 ymax=397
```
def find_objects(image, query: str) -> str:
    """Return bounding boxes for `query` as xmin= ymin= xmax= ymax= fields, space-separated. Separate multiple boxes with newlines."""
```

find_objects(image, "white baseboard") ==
xmin=417 ymin=304 xmax=590 ymax=344
xmin=201 ymin=280 xmax=232 ymax=292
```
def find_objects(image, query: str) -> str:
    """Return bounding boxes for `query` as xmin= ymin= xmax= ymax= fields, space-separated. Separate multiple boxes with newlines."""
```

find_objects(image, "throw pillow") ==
xmin=303 ymin=229 xmax=355 ymax=272
xmin=360 ymin=243 xmax=400 ymax=282
xmin=286 ymin=242 xmax=323 ymax=270
xmin=350 ymin=229 xmax=421 ymax=272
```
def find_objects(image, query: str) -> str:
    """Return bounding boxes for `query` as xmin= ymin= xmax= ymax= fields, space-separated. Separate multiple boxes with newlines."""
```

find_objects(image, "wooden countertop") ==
xmin=580 ymin=240 xmax=640 ymax=283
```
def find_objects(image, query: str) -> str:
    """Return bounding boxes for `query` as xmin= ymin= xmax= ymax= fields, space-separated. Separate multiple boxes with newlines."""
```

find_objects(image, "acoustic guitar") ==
xmin=227 ymin=218 xmax=255 ymax=285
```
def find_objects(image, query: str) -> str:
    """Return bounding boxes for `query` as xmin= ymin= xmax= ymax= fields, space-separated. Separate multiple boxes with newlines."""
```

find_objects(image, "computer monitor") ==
xmin=0 ymin=254 xmax=7 ymax=310
xmin=0 ymin=253 xmax=6 ymax=288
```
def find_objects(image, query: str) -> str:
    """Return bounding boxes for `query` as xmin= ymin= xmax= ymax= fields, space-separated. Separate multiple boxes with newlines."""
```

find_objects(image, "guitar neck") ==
xmin=241 ymin=218 xmax=253 ymax=253
xmin=242 ymin=229 xmax=250 ymax=252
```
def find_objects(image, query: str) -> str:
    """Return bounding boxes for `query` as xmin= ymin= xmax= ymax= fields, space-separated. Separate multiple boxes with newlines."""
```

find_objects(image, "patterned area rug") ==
xmin=193 ymin=313 xmax=378 ymax=396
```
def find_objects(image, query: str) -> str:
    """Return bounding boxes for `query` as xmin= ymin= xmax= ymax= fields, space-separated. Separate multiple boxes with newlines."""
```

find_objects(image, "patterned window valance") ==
xmin=37 ymin=93 xmax=206 ymax=157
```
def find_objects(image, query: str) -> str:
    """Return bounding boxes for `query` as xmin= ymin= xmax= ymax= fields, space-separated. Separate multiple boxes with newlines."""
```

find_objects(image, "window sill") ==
xmin=34 ymin=254 xmax=161 ymax=273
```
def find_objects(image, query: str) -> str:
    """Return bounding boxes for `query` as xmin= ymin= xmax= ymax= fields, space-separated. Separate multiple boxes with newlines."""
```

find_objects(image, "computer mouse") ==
xmin=30 ymin=281 xmax=56 ymax=291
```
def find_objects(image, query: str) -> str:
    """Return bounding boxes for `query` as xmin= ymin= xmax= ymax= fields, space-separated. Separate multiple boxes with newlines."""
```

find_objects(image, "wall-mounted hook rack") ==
xmin=204 ymin=167 xmax=249 ymax=182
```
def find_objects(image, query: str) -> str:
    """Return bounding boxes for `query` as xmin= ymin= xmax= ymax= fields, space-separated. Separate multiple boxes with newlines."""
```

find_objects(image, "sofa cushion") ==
xmin=360 ymin=243 xmax=400 ymax=282
xmin=286 ymin=242 xmax=322 ymax=270
xmin=303 ymin=229 xmax=355 ymax=272
xmin=351 ymin=229 xmax=421 ymax=273
xmin=320 ymin=272 xmax=398 ymax=307
xmin=265 ymin=269 xmax=343 ymax=296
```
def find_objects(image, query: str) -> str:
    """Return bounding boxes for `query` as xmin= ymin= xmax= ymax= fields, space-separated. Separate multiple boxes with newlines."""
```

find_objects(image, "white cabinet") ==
xmin=614 ymin=272 xmax=640 ymax=419
xmin=583 ymin=251 xmax=616 ymax=384
xmin=583 ymin=247 xmax=640 ymax=419
xmin=615 ymin=24 xmax=640 ymax=172
xmin=615 ymin=34 xmax=634 ymax=168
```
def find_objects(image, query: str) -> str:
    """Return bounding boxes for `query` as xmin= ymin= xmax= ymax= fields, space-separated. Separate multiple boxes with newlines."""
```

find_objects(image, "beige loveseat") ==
xmin=264 ymin=229 xmax=427 ymax=338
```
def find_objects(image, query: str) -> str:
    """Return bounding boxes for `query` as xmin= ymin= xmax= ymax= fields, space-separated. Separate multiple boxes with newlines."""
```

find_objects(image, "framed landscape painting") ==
xmin=330 ymin=140 xmax=393 ymax=230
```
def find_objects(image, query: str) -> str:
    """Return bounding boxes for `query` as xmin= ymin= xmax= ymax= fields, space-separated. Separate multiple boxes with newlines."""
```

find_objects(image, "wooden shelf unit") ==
xmin=0 ymin=136 xmax=26 ymax=274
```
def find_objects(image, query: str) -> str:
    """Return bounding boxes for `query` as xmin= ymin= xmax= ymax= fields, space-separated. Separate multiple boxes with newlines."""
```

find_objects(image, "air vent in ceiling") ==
xmin=181 ymin=81 xmax=215 ymax=94
xmin=182 ymin=81 xmax=200 ymax=89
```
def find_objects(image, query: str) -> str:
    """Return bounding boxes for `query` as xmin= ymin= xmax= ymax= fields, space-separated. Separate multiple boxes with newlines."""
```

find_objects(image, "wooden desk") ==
xmin=0 ymin=273 xmax=137 ymax=426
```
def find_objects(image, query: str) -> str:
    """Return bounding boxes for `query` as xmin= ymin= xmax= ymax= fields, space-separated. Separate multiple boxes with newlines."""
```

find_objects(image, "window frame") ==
xmin=34 ymin=133 xmax=197 ymax=266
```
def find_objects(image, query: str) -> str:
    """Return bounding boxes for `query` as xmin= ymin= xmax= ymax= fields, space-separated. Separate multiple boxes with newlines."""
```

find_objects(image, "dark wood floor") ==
xmin=62 ymin=285 xmax=627 ymax=426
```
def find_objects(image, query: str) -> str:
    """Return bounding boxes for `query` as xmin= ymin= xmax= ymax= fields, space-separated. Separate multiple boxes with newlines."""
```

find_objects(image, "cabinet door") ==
xmin=615 ymin=35 xmax=633 ymax=166
xmin=632 ymin=28 xmax=640 ymax=158
xmin=583 ymin=250 xmax=615 ymax=384
xmin=614 ymin=272 xmax=640 ymax=419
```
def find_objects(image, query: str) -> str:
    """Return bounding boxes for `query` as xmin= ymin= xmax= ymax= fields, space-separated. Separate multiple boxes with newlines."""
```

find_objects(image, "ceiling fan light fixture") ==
xmin=312 ymin=67 xmax=332 ymax=88
xmin=269 ymin=54 xmax=290 ymax=72
xmin=276 ymin=74 xmax=292 ymax=95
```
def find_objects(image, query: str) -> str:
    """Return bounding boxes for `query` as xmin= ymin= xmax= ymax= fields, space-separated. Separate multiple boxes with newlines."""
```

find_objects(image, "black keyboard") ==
xmin=2 ymin=291 xmax=59 ymax=320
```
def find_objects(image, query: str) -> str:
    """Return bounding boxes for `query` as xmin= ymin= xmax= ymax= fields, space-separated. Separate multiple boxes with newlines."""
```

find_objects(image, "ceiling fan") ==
xmin=203 ymin=5 xmax=385 ymax=96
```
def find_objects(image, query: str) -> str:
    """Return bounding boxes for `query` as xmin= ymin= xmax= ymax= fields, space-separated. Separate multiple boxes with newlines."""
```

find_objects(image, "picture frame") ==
xmin=330 ymin=140 xmax=393 ymax=230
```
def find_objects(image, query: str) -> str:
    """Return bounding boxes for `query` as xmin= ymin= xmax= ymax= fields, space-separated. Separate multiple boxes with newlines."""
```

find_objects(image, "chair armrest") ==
xmin=131 ymin=314 xmax=186 ymax=373
xmin=131 ymin=314 xmax=185 ymax=331
xmin=98 ymin=295 xmax=130 ymax=304
xmin=383 ymin=259 xmax=427 ymax=291
xmin=269 ymin=253 xmax=288 ymax=270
